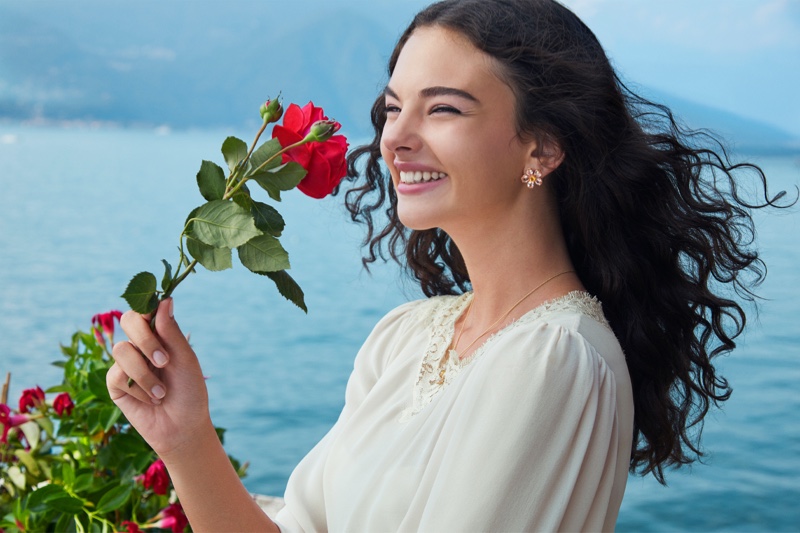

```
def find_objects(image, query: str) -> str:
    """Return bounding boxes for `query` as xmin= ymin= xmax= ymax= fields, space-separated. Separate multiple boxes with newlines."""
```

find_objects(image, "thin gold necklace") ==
xmin=434 ymin=270 xmax=575 ymax=385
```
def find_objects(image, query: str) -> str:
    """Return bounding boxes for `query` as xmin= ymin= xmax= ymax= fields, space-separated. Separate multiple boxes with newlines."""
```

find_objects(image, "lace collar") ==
xmin=399 ymin=291 xmax=609 ymax=421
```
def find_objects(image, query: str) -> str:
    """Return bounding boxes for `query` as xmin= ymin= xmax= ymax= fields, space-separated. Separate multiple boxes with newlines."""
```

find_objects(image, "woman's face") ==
xmin=380 ymin=26 xmax=536 ymax=233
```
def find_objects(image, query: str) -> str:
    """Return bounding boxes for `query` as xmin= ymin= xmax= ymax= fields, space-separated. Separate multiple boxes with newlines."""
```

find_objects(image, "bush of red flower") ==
xmin=0 ymin=311 xmax=245 ymax=532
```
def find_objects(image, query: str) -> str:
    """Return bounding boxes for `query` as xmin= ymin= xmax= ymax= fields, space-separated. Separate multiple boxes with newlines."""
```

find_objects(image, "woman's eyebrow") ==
xmin=384 ymin=85 xmax=479 ymax=103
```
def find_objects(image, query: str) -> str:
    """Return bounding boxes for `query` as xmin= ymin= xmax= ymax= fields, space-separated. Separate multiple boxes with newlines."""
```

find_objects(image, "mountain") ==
xmin=1 ymin=1 xmax=798 ymax=154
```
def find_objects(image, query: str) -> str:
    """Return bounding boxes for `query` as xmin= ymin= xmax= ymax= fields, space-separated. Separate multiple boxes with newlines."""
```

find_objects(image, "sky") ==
xmin=559 ymin=0 xmax=800 ymax=136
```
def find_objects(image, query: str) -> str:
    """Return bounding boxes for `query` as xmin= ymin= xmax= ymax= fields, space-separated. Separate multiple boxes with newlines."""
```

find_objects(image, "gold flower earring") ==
xmin=521 ymin=168 xmax=543 ymax=188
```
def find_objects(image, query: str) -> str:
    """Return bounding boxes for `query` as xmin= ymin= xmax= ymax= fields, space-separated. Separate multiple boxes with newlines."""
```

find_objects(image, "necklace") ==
xmin=433 ymin=270 xmax=575 ymax=386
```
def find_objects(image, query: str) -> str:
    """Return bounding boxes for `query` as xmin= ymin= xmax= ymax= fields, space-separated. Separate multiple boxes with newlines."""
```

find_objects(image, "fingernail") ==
xmin=151 ymin=384 xmax=166 ymax=399
xmin=169 ymin=298 xmax=174 ymax=318
xmin=153 ymin=350 xmax=168 ymax=367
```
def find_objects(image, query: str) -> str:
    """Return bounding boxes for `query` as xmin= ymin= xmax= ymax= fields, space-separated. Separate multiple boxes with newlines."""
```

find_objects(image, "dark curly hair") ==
xmin=340 ymin=0 xmax=790 ymax=483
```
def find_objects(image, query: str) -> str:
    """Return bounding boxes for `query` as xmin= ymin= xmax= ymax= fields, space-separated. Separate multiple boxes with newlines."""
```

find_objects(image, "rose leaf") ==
xmin=251 ymin=201 xmax=285 ymax=237
xmin=260 ymin=270 xmax=307 ymax=313
xmin=187 ymin=200 xmax=262 ymax=249
xmin=237 ymin=234 xmax=290 ymax=273
xmin=252 ymin=162 xmax=306 ymax=201
xmin=196 ymin=160 xmax=227 ymax=201
xmin=121 ymin=272 xmax=159 ymax=314
xmin=186 ymin=236 xmax=233 ymax=272
xmin=221 ymin=136 xmax=248 ymax=172
xmin=246 ymin=138 xmax=282 ymax=175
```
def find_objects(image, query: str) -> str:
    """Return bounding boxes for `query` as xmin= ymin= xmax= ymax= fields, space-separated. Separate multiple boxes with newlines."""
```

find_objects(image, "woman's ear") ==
xmin=529 ymin=136 xmax=564 ymax=177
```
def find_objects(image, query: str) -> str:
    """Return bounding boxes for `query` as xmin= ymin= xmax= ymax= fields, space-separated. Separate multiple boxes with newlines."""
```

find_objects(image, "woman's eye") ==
xmin=430 ymin=105 xmax=461 ymax=115
xmin=384 ymin=104 xmax=401 ymax=114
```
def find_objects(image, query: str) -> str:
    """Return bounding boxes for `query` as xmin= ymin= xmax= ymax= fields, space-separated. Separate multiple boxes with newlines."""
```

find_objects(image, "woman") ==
xmin=107 ymin=0 xmax=784 ymax=531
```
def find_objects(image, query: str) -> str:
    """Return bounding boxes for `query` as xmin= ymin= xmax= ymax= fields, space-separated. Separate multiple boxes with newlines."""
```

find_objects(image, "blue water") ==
xmin=1 ymin=125 xmax=798 ymax=531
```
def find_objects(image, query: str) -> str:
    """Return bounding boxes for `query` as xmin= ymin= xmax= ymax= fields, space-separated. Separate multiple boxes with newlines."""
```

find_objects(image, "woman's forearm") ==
xmin=161 ymin=420 xmax=281 ymax=533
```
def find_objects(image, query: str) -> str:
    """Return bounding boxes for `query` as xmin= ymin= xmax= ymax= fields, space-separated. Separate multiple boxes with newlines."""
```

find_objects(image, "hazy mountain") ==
xmin=1 ymin=1 xmax=797 ymax=154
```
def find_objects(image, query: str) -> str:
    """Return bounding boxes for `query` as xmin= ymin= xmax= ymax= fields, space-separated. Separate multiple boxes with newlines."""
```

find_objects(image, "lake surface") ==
xmin=1 ymin=125 xmax=798 ymax=531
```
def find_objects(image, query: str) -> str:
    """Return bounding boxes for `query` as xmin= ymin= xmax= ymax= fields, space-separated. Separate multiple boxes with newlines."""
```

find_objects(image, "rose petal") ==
xmin=281 ymin=104 xmax=305 ymax=134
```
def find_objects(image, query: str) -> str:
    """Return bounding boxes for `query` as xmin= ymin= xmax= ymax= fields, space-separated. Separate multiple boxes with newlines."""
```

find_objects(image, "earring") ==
xmin=521 ymin=168 xmax=543 ymax=188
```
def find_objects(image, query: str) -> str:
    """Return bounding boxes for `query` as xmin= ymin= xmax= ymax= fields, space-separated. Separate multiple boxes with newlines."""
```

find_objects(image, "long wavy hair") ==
xmin=340 ymin=0 xmax=789 ymax=483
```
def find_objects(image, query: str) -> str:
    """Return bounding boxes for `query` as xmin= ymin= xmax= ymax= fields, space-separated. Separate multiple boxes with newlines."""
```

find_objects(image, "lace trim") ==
xmin=398 ymin=291 xmax=609 ymax=422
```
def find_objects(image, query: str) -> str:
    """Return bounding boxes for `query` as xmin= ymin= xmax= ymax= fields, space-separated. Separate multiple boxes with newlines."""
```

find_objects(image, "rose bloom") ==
xmin=141 ymin=458 xmax=170 ymax=495
xmin=158 ymin=502 xmax=188 ymax=533
xmin=53 ymin=392 xmax=75 ymax=417
xmin=0 ymin=404 xmax=30 ymax=443
xmin=271 ymin=102 xmax=348 ymax=199
xmin=120 ymin=520 xmax=142 ymax=533
xmin=18 ymin=386 xmax=45 ymax=414
xmin=91 ymin=310 xmax=123 ymax=344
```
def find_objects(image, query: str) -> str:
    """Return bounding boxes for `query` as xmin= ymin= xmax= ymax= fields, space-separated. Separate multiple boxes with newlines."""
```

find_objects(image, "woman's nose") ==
xmin=381 ymin=110 xmax=422 ymax=154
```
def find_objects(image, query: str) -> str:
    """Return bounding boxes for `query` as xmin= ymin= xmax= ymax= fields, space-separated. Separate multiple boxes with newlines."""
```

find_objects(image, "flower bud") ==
xmin=305 ymin=119 xmax=340 ymax=143
xmin=260 ymin=98 xmax=284 ymax=124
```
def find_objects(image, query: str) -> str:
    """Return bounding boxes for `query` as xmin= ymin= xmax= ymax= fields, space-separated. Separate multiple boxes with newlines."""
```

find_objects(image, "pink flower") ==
xmin=53 ymin=392 xmax=74 ymax=417
xmin=140 ymin=458 xmax=170 ymax=495
xmin=0 ymin=404 xmax=30 ymax=443
xmin=91 ymin=310 xmax=123 ymax=344
xmin=272 ymin=102 xmax=348 ymax=199
xmin=157 ymin=502 xmax=188 ymax=533
xmin=18 ymin=386 xmax=45 ymax=414
xmin=120 ymin=520 xmax=142 ymax=533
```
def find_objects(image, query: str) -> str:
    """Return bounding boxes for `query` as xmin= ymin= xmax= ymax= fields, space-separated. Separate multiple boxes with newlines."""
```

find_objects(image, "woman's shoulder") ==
xmin=485 ymin=291 xmax=627 ymax=383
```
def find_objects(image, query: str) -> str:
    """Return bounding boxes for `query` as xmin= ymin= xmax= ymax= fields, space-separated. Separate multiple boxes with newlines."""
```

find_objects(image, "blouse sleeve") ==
xmin=274 ymin=299 xmax=427 ymax=532
xmin=413 ymin=322 xmax=625 ymax=532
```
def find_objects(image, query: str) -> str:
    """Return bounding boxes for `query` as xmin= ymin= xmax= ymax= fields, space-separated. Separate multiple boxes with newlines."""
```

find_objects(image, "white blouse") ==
xmin=275 ymin=291 xmax=634 ymax=532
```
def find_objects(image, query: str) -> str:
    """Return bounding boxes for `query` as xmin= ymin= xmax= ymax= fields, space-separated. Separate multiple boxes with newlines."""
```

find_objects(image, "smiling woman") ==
xmin=102 ymin=0 xmax=789 ymax=531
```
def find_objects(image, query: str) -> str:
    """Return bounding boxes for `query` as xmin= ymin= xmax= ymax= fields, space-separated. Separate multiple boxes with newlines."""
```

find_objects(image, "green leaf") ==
xmin=73 ymin=473 xmax=94 ymax=493
xmin=95 ymin=483 xmax=133 ymax=514
xmin=186 ymin=236 xmax=233 ymax=272
xmin=246 ymin=138 xmax=282 ymax=175
xmin=232 ymin=183 xmax=253 ymax=211
xmin=160 ymin=259 xmax=173 ymax=292
xmin=196 ymin=160 xmax=227 ymax=201
xmin=61 ymin=462 xmax=75 ymax=488
xmin=35 ymin=416 xmax=54 ymax=438
xmin=251 ymin=201 xmax=285 ymax=237
xmin=222 ymin=136 xmax=248 ymax=172
xmin=88 ymin=368 xmax=111 ymax=402
xmin=46 ymin=494 xmax=85 ymax=514
xmin=187 ymin=200 xmax=262 ymax=248
xmin=121 ymin=272 xmax=159 ymax=314
xmin=99 ymin=405 xmax=122 ymax=432
xmin=237 ymin=234 xmax=290 ymax=273
xmin=28 ymin=484 xmax=65 ymax=511
xmin=261 ymin=270 xmax=307 ymax=312
xmin=251 ymin=162 xmax=306 ymax=202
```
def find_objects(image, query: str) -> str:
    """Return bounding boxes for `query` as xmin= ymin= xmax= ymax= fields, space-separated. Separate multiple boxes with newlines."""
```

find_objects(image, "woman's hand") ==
xmin=106 ymin=298 xmax=213 ymax=459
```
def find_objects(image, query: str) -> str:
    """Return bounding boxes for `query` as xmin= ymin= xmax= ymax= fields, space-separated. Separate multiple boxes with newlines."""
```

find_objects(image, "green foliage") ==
xmin=0 ymin=319 xmax=245 ymax=532
xmin=122 ymin=101 xmax=331 ymax=315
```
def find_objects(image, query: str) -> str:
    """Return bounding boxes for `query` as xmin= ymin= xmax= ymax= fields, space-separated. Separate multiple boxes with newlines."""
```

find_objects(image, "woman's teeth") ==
xmin=399 ymin=171 xmax=448 ymax=184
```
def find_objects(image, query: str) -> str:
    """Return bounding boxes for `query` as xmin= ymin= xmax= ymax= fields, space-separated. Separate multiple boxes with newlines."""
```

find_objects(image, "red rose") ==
xmin=53 ymin=392 xmax=75 ymax=417
xmin=141 ymin=458 xmax=170 ymax=495
xmin=18 ymin=386 xmax=45 ymax=414
xmin=272 ymin=102 xmax=348 ymax=199
xmin=120 ymin=521 xmax=142 ymax=533
xmin=91 ymin=310 xmax=123 ymax=344
xmin=158 ymin=502 xmax=188 ymax=533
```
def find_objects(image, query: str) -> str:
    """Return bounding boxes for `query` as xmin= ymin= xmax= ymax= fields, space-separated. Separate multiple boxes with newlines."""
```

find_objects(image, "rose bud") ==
xmin=53 ymin=392 xmax=75 ymax=417
xmin=305 ymin=119 xmax=340 ymax=143
xmin=19 ymin=386 xmax=45 ymax=414
xmin=260 ymin=98 xmax=284 ymax=124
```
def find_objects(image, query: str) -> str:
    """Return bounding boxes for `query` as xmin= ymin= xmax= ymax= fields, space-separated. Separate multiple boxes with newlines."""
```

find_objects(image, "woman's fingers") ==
xmin=120 ymin=309 xmax=169 ymax=368
xmin=111 ymin=340 xmax=167 ymax=402
xmin=106 ymin=361 xmax=160 ymax=405
xmin=152 ymin=298 xmax=193 ymax=360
